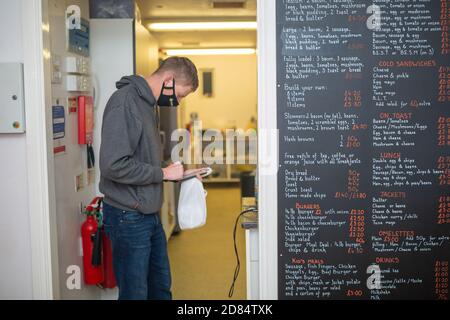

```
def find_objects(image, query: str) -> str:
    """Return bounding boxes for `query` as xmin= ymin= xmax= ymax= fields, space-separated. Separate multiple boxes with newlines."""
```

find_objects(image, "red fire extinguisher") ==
xmin=81 ymin=197 xmax=104 ymax=285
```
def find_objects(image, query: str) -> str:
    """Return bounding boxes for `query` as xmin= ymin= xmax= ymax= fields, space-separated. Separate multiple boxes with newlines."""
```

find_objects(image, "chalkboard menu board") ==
xmin=277 ymin=0 xmax=450 ymax=299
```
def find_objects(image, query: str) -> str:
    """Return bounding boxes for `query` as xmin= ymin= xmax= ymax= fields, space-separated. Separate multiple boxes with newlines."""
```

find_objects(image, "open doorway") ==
xmin=40 ymin=0 xmax=258 ymax=300
xmin=134 ymin=0 xmax=258 ymax=299
xmin=44 ymin=0 xmax=258 ymax=299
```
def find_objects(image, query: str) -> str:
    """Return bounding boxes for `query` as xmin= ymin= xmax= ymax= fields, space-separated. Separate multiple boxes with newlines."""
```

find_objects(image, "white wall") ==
xmin=135 ymin=21 xmax=159 ymax=76
xmin=181 ymin=54 xmax=257 ymax=130
xmin=0 ymin=0 xmax=33 ymax=299
xmin=257 ymin=0 xmax=278 ymax=299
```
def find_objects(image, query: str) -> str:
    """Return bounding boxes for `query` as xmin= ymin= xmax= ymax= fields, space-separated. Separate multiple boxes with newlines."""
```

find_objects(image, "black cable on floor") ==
xmin=228 ymin=207 xmax=258 ymax=298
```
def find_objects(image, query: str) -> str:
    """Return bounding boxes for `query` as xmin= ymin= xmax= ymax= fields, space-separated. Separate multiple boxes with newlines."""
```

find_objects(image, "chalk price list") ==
xmin=277 ymin=0 xmax=450 ymax=299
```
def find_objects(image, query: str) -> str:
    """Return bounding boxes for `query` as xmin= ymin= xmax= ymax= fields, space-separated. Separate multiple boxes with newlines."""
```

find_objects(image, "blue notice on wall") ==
xmin=52 ymin=105 xmax=65 ymax=140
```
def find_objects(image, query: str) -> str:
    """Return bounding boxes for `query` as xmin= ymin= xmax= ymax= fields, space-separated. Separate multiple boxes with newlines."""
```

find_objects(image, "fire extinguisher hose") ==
xmin=91 ymin=228 xmax=102 ymax=267
xmin=91 ymin=197 xmax=103 ymax=267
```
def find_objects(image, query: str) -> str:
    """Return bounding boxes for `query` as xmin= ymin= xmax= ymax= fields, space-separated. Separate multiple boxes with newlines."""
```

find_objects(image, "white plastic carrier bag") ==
xmin=177 ymin=177 xmax=208 ymax=230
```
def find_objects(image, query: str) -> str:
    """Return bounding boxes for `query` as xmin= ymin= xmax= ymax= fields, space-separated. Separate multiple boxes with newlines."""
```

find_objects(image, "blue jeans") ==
xmin=102 ymin=202 xmax=172 ymax=300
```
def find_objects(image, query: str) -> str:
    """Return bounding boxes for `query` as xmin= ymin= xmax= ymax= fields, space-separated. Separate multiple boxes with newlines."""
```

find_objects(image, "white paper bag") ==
xmin=177 ymin=177 xmax=207 ymax=230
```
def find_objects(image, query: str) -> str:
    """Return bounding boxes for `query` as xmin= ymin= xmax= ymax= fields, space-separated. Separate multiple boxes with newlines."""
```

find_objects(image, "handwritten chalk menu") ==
xmin=277 ymin=0 xmax=450 ymax=300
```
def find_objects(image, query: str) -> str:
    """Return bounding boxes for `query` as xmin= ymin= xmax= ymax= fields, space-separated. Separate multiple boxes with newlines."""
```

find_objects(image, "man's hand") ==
xmin=163 ymin=161 xmax=184 ymax=181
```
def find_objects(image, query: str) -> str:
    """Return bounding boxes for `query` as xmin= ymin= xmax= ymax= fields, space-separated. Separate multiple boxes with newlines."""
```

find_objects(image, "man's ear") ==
xmin=162 ymin=73 xmax=174 ymax=87
xmin=166 ymin=78 xmax=174 ymax=87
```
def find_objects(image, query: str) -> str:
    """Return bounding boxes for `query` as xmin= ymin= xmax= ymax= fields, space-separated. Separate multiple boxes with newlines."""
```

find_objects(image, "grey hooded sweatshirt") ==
xmin=99 ymin=75 xmax=164 ymax=214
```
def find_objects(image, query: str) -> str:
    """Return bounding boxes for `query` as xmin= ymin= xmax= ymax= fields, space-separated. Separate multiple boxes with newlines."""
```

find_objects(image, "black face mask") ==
xmin=157 ymin=79 xmax=179 ymax=107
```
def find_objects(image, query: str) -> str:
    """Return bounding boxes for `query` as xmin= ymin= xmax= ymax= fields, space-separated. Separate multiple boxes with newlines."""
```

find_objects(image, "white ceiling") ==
xmin=136 ymin=0 xmax=256 ymax=19
xmin=135 ymin=0 xmax=257 ymax=49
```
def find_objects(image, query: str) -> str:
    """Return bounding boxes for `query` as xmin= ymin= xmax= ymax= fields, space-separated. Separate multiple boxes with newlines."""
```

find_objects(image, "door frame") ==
xmin=22 ymin=0 xmax=60 ymax=299
xmin=22 ymin=0 xmax=280 ymax=300
xmin=257 ymin=0 xmax=278 ymax=300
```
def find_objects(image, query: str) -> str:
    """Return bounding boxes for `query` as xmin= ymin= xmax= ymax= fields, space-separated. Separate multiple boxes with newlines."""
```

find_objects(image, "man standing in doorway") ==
xmin=99 ymin=57 xmax=198 ymax=300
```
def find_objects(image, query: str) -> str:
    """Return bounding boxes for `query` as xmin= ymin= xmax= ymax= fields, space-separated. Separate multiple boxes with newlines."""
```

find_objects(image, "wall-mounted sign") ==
xmin=52 ymin=105 xmax=66 ymax=155
xmin=276 ymin=0 xmax=450 ymax=300
xmin=52 ymin=105 xmax=65 ymax=140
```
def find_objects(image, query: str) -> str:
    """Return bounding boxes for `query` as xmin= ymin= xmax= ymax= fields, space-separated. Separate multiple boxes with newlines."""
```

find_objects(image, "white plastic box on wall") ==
xmin=66 ymin=74 xmax=91 ymax=92
xmin=65 ymin=56 xmax=90 ymax=74
xmin=0 ymin=63 xmax=26 ymax=133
